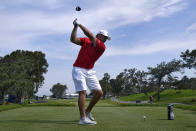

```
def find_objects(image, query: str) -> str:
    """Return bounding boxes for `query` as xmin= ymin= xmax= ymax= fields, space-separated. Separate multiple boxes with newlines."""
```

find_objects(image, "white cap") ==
xmin=97 ymin=30 xmax=111 ymax=40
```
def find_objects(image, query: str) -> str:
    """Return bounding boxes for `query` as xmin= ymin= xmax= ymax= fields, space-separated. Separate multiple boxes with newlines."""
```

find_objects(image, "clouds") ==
xmin=106 ymin=36 xmax=196 ymax=56
xmin=106 ymin=21 xmax=196 ymax=56
xmin=0 ymin=0 xmax=192 ymax=65
xmin=0 ymin=0 xmax=195 ymax=95
xmin=1 ymin=0 xmax=187 ymax=32
xmin=186 ymin=22 xmax=196 ymax=33
xmin=0 ymin=0 xmax=66 ymax=10
xmin=0 ymin=0 xmax=73 ymax=51
xmin=0 ymin=0 xmax=188 ymax=52
xmin=78 ymin=0 xmax=187 ymax=30
xmin=0 ymin=11 xmax=72 ymax=52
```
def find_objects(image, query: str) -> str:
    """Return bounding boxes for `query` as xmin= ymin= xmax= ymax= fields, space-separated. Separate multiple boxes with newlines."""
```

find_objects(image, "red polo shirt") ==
xmin=73 ymin=37 xmax=106 ymax=69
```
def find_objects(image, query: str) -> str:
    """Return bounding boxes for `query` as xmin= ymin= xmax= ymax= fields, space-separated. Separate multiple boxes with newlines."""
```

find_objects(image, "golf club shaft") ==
xmin=75 ymin=0 xmax=78 ymax=18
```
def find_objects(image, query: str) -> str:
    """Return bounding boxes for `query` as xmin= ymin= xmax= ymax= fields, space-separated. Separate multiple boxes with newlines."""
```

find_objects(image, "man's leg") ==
xmin=78 ymin=90 xmax=97 ymax=125
xmin=72 ymin=67 xmax=97 ymax=125
xmin=86 ymin=90 xmax=103 ymax=113
xmin=78 ymin=90 xmax=86 ymax=118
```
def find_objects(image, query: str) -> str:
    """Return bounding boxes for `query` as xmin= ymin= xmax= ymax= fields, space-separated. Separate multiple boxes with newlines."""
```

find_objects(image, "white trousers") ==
xmin=72 ymin=67 xmax=102 ymax=92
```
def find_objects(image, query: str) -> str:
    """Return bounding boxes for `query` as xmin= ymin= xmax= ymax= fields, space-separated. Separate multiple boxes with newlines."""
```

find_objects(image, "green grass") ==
xmin=95 ymin=98 xmax=118 ymax=107
xmin=118 ymin=89 xmax=196 ymax=111
xmin=120 ymin=89 xmax=196 ymax=103
xmin=0 ymin=104 xmax=22 ymax=112
xmin=0 ymin=88 xmax=195 ymax=131
xmin=21 ymin=98 xmax=116 ymax=107
xmin=174 ymin=104 xmax=196 ymax=111
xmin=119 ymin=89 xmax=196 ymax=104
xmin=24 ymin=99 xmax=78 ymax=107
xmin=119 ymin=92 xmax=155 ymax=101
xmin=0 ymin=95 xmax=196 ymax=130
xmin=0 ymin=106 xmax=196 ymax=131
xmin=158 ymin=90 xmax=196 ymax=103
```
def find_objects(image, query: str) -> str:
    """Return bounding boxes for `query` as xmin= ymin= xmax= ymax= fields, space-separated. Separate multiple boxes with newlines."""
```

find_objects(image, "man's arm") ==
xmin=71 ymin=19 xmax=96 ymax=46
xmin=78 ymin=24 xmax=96 ymax=47
xmin=70 ymin=24 xmax=82 ymax=45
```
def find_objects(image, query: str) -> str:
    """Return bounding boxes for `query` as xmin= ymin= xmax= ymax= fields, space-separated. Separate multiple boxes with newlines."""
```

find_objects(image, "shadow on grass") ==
xmin=0 ymin=120 xmax=78 ymax=125
xmin=157 ymin=119 xmax=169 ymax=120
xmin=186 ymin=125 xmax=196 ymax=128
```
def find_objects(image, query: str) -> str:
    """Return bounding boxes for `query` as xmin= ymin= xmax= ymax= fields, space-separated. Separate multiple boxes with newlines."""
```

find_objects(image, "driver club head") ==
xmin=76 ymin=6 xmax=81 ymax=11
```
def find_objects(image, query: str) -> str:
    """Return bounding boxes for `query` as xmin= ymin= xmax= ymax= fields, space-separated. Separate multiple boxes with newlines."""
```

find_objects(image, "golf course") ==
xmin=0 ymin=89 xmax=196 ymax=131
xmin=1 ymin=0 xmax=196 ymax=130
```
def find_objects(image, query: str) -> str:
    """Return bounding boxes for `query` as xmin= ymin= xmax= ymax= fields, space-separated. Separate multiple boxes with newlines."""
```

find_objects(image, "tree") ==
xmin=110 ymin=72 xmax=125 ymax=96
xmin=99 ymin=73 xmax=112 ymax=99
xmin=148 ymin=59 xmax=182 ymax=101
xmin=181 ymin=49 xmax=196 ymax=71
xmin=135 ymin=70 xmax=148 ymax=93
xmin=145 ymin=77 xmax=157 ymax=93
xmin=110 ymin=79 xmax=120 ymax=97
xmin=110 ymin=68 xmax=147 ymax=96
xmin=0 ymin=59 xmax=13 ymax=103
xmin=175 ymin=76 xmax=196 ymax=90
xmin=0 ymin=56 xmax=16 ymax=103
xmin=1 ymin=50 xmax=48 ymax=103
xmin=164 ymin=74 xmax=178 ymax=89
xmin=117 ymin=68 xmax=147 ymax=95
xmin=0 ymin=58 xmax=7 ymax=99
xmin=50 ymin=83 xmax=67 ymax=99
xmin=121 ymin=68 xmax=137 ymax=95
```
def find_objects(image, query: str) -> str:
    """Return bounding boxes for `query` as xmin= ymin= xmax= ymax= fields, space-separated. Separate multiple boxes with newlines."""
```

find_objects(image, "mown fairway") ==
xmin=0 ymin=106 xmax=196 ymax=131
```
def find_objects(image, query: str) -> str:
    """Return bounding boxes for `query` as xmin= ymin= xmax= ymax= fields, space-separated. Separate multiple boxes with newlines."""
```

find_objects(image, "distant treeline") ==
xmin=99 ymin=49 xmax=196 ymax=101
xmin=0 ymin=49 xmax=195 ymax=103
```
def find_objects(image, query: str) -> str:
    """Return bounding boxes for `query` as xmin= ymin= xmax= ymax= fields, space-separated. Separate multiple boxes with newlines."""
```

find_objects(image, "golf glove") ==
xmin=73 ymin=19 xmax=80 ymax=26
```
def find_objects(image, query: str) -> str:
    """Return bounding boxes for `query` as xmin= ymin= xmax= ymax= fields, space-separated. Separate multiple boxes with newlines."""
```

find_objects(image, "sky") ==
xmin=0 ymin=0 xmax=196 ymax=96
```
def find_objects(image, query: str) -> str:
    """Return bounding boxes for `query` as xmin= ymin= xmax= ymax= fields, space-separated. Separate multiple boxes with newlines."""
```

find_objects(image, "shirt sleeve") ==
xmin=95 ymin=39 xmax=106 ymax=52
xmin=80 ymin=37 xmax=87 ymax=46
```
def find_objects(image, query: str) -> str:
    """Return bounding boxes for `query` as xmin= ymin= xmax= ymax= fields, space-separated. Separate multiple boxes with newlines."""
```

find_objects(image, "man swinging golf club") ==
xmin=70 ymin=19 xmax=111 ymax=125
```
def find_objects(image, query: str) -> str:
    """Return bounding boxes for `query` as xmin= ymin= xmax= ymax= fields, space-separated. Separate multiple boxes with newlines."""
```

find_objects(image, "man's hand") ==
xmin=70 ymin=19 xmax=82 ymax=45
xmin=72 ymin=19 xmax=96 ymax=47
xmin=73 ymin=19 xmax=80 ymax=26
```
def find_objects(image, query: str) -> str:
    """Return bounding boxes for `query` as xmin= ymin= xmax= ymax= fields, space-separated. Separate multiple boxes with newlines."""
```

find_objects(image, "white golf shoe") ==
xmin=85 ymin=110 xmax=95 ymax=121
xmin=78 ymin=117 xmax=97 ymax=125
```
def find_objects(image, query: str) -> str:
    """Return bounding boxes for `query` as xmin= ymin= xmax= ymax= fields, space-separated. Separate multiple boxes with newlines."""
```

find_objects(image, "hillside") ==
xmin=119 ymin=89 xmax=196 ymax=104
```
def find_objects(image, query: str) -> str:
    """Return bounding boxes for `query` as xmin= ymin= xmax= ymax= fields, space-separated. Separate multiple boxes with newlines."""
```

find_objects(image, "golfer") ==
xmin=70 ymin=19 xmax=111 ymax=125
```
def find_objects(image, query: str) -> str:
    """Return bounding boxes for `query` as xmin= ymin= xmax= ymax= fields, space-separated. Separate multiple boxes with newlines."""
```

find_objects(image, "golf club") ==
xmin=75 ymin=0 xmax=81 ymax=18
